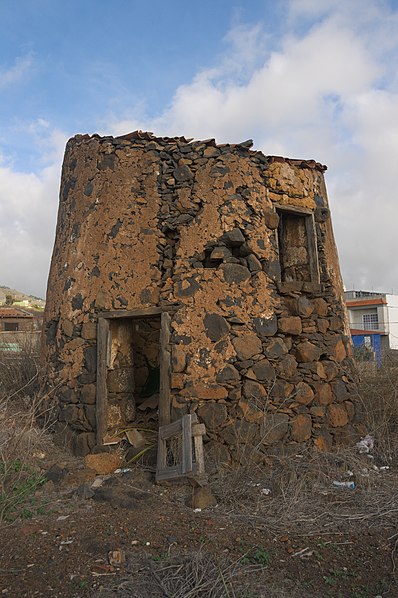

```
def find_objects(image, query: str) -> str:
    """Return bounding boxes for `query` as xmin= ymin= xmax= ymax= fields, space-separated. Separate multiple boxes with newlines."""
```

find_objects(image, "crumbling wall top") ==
xmin=70 ymin=130 xmax=327 ymax=173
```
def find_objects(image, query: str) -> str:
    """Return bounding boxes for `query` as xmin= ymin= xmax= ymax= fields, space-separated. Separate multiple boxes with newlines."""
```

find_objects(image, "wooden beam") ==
xmin=159 ymin=310 xmax=171 ymax=427
xmin=275 ymin=203 xmax=313 ymax=215
xmin=156 ymin=466 xmax=182 ymax=481
xmin=182 ymin=414 xmax=193 ymax=474
xmin=159 ymin=418 xmax=182 ymax=440
xmin=96 ymin=317 xmax=109 ymax=445
xmin=306 ymin=213 xmax=320 ymax=284
xmin=97 ymin=307 xmax=163 ymax=319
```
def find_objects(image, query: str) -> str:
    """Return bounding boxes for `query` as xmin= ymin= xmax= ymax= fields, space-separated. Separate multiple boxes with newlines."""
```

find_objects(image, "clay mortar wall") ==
xmin=42 ymin=132 xmax=363 ymax=460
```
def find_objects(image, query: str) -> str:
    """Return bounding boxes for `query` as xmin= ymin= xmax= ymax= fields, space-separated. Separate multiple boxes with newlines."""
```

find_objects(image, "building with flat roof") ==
xmin=344 ymin=290 xmax=398 ymax=364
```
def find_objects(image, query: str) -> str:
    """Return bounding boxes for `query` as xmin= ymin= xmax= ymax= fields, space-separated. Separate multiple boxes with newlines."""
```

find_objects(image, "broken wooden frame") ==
xmin=96 ymin=307 xmax=171 ymax=445
xmin=156 ymin=413 xmax=206 ymax=482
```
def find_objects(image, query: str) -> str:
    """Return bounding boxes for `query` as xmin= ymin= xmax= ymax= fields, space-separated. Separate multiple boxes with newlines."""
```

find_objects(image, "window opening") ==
xmin=4 ymin=322 xmax=18 ymax=331
xmin=276 ymin=207 xmax=319 ymax=283
xmin=363 ymin=313 xmax=378 ymax=331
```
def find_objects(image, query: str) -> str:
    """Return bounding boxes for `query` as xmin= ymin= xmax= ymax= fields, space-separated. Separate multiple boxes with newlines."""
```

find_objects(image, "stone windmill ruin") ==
xmin=41 ymin=131 xmax=363 ymax=479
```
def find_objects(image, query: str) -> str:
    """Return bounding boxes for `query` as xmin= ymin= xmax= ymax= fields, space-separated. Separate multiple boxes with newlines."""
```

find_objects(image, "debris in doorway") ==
xmin=137 ymin=395 xmax=159 ymax=412
xmin=125 ymin=428 xmax=146 ymax=448
xmin=126 ymin=444 xmax=156 ymax=466
xmin=103 ymin=433 xmax=125 ymax=446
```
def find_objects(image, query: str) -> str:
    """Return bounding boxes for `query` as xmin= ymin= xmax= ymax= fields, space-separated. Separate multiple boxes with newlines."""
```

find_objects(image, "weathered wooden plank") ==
xmin=192 ymin=423 xmax=206 ymax=437
xmin=96 ymin=317 xmax=109 ymax=445
xmin=156 ymin=414 xmax=206 ymax=482
xmin=306 ymin=214 xmax=320 ymax=284
xmin=193 ymin=434 xmax=205 ymax=474
xmin=275 ymin=203 xmax=313 ymax=215
xmin=159 ymin=418 xmax=182 ymax=440
xmin=156 ymin=435 xmax=167 ymax=474
xmin=156 ymin=465 xmax=183 ymax=481
xmin=98 ymin=307 xmax=163 ymax=319
xmin=159 ymin=311 xmax=171 ymax=427
xmin=182 ymin=414 xmax=193 ymax=474
xmin=106 ymin=328 xmax=112 ymax=368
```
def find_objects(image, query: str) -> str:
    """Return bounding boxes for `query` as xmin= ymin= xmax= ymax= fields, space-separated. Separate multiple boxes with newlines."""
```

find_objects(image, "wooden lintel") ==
xmin=98 ymin=307 xmax=163 ymax=319
xmin=275 ymin=203 xmax=313 ymax=215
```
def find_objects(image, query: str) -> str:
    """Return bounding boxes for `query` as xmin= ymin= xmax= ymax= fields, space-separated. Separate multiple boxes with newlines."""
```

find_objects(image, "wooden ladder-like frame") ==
xmin=156 ymin=414 xmax=206 ymax=482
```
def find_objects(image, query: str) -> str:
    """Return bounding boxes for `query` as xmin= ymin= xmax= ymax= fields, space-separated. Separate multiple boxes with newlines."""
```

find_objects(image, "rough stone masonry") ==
xmin=41 ymin=131 xmax=364 ymax=462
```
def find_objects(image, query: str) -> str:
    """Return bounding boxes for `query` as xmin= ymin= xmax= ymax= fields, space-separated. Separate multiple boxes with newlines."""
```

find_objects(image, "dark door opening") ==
xmin=96 ymin=309 xmax=171 ymax=456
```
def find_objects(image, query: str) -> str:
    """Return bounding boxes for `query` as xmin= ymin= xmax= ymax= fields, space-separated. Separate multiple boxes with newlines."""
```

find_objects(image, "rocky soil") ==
xmin=1 ymin=447 xmax=397 ymax=598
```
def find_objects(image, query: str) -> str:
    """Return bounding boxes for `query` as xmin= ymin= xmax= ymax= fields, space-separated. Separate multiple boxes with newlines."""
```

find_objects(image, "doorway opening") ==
xmin=96 ymin=309 xmax=170 ymax=461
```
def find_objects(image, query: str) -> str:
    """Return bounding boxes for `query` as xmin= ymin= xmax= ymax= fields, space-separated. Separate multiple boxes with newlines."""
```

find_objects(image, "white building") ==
xmin=344 ymin=291 xmax=398 ymax=361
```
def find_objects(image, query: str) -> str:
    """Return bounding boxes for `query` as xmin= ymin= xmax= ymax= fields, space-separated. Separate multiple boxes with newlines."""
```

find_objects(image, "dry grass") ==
xmin=211 ymin=446 xmax=398 ymax=536
xmin=148 ymin=552 xmax=259 ymax=598
xmin=0 ymin=332 xmax=40 ymax=399
xmin=358 ymin=355 xmax=398 ymax=464
xmin=0 ymin=344 xmax=54 ymax=523
xmin=94 ymin=551 xmax=266 ymax=598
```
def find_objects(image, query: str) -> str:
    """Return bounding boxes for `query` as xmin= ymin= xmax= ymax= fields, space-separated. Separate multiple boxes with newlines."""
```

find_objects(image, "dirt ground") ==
xmin=0 ymin=447 xmax=397 ymax=598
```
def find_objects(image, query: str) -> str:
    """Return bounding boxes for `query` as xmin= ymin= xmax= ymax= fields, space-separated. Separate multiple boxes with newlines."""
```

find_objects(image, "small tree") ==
xmin=5 ymin=294 xmax=14 ymax=305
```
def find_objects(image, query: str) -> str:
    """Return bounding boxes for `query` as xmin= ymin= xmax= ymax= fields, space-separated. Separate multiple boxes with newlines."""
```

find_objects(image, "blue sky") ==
xmin=1 ymin=0 xmax=398 ymax=297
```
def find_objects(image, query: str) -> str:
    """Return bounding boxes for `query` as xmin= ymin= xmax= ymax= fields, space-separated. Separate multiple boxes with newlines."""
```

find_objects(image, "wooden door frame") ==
xmin=95 ymin=308 xmax=171 ymax=445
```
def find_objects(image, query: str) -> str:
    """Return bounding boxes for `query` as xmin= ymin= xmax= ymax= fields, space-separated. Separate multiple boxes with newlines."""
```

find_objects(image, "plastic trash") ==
xmin=356 ymin=434 xmax=374 ymax=454
xmin=333 ymin=480 xmax=355 ymax=490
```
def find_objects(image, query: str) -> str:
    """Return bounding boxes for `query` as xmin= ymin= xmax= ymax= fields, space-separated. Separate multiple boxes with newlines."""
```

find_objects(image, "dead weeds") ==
xmin=0 ymin=347 xmax=55 ymax=523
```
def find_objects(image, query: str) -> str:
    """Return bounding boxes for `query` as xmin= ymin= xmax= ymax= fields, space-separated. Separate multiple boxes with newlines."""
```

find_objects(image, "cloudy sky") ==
xmin=1 ymin=0 xmax=398 ymax=298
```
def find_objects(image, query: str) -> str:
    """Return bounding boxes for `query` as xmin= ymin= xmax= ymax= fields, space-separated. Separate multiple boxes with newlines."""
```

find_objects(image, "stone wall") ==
xmin=41 ymin=131 xmax=363 ymax=460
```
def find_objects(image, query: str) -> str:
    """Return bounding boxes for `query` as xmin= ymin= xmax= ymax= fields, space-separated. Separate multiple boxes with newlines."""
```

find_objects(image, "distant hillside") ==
xmin=0 ymin=286 xmax=45 ymax=309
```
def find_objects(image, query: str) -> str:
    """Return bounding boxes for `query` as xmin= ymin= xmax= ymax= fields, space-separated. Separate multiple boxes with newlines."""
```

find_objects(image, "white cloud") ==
xmin=0 ymin=125 xmax=67 ymax=297
xmin=3 ymin=0 xmax=398 ymax=296
xmin=108 ymin=0 xmax=398 ymax=292
xmin=0 ymin=55 xmax=33 ymax=89
xmin=150 ymin=16 xmax=380 ymax=144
